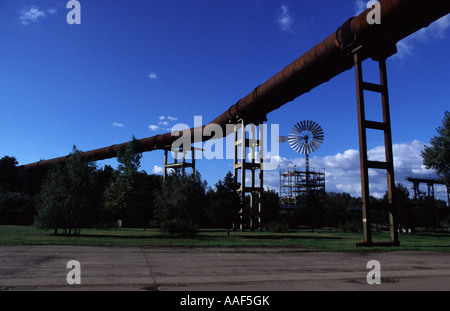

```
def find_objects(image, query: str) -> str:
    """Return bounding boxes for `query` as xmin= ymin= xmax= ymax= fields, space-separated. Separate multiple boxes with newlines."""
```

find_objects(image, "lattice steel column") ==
xmin=354 ymin=52 xmax=399 ymax=246
xmin=233 ymin=119 xmax=263 ymax=231
xmin=163 ymin=146 xmax=201 ymax=180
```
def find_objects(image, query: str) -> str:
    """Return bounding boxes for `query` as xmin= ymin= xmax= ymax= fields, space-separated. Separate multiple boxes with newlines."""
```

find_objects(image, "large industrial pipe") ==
xmin=22 ymin=0 xmax=450 ymax=170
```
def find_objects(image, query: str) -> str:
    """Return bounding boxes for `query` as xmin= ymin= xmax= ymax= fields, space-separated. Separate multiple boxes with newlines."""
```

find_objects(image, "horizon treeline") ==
xmin=0 ymin=138 xmax=448 ymax=235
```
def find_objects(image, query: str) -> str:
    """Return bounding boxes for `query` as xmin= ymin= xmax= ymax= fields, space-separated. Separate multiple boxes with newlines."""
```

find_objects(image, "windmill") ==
xmin=288 ymin=120 xmax=324 ymax=173
xmin=278 ymin=120 xmax=325 ymax=204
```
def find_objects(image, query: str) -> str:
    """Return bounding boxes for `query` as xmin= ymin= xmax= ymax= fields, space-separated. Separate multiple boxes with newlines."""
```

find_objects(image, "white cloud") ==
xmin=354 ymin=0 xmax=380 ymax=15
xmin=412 ymin=14 xmax=450 ymax=41
xmin=148 ymin=124 xmax=160 ymax=131
xmin=112 ymin=122 xmax=124 ymax=127
xmin=391 ymin=140 xmax=437 ymax=179
xmin=148 ymin=72 xmax=158 ymax=80
xmin=149 ymin=116 xmax=177 ymax=132
xmin=394 ymin=15 xmax=450 ymax=61
xmin=354 ymin=0 xmax=367 ymax=15
xmin=19 ymin=6 xmax=47 ymax=25
xmin=276 ymin=4 xmax=294 ymax=32
xmin=152 ymin=165 xmax=164 ymax=175
xmin=47 ymin=8 xmax=57 ymax=15
xmin=395 ymin=40 xmax=414 ymax=60
xmin=19 ymin=6 xmax=58 ymax=25
xmin=264 ymin=140 xmax=440 ymax=199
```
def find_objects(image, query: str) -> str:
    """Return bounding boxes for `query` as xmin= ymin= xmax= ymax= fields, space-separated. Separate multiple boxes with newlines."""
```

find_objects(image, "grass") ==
xmin=0 ymin=225 xmax=449 ymax=252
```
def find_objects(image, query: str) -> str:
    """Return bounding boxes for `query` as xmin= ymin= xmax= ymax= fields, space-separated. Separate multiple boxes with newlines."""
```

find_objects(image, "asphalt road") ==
xmin=0 ymin=245 xmax=449 ymax=291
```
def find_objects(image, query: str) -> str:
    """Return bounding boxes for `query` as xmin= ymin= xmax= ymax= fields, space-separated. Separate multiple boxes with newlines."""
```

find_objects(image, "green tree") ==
xmin=125 ymin=172 xmax=162 ymax=229
xmin=207 ymin=171 xmax=240 ymax=229
xmin=383 ymin=183 xmax=413 ymax=231
xmin=0 ymin=156 xmax=35 ymax=225
xmin=260 ymin=188 xmax=280 ymax=225
xmin=91 ymin=165 xmax=115 ymax=227
xmin=104 ymin=136 xmax=143 ymax=226
xmin=0 ymin=156 xmax=19 ymax=192
xmin=35 ymin=162 xmax=66 ymax=234
xmin=103 ymin=175 xmax=128 ymax=224
xmin=117 ymin=137 xmax=142 ymax=176
xmin=0 ymin=191 xmax=34 ymax=225
xmin=324 ymin=192 xmax=352 ymax=228
xmin=293 ymin=193 xmax=325 ymax=231
xmin=35 ymin=146 xmax=96 ymax=235
xmin=414 ymin=196 xmax=438 ymax=230
xmin=422 ymin=111 xmax=450 ymax=187
xmin=155 ymin=171 xmax=207 ymax=236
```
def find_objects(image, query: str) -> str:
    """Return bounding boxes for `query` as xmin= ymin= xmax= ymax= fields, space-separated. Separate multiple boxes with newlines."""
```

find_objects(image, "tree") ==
xmin=324 ymin=192 xmax=352 ymax=228
xmin=155 ymin=171 xmax=207 ymax=236
xmin=422 ymin=111 xmax=450 ymax=187
xmin=35 ymin=162 xmax=67 ymax=234
xmin=0 ymin=191 xmax=34 ymax=225
xmin=35 ymin=146 xmax=97 ymax=235
xmin=383 ymin=183 xmax=413 ymax=231
xmin=104 ymin=136 xmax=143 ymax=226
xmin=117 ymin=135 xmax=142 ymax=181
xmin=260 ymin=188 xmax=280 ymax=225
xmin=124 ymin=172 xmax=162 ymax=229
xmin=414 ymin=196 xmax=438 ymax=230
xmin=0 ymin=156 xmax=19 ymax=191
xmin=0 ymin=156 xmax=34 ymax=225
xmin=103 ymin=175 xmax=129 ymax=224
xmin=87 ymin=165 xmax=115 ymax=227
xmin=207 ymin=171 xmax=240 ymax=229
xmin=291 ymin=192 xmax=325 ymax=231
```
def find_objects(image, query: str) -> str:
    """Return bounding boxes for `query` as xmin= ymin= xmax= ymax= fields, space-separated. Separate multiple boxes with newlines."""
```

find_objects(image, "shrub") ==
xmin=340 ymin=219 xmax=362 ymax=233
xmin=266 ymin=220 xmax=289 ymax=233
xmin=160 ymin=218 xmax=198 ymax=237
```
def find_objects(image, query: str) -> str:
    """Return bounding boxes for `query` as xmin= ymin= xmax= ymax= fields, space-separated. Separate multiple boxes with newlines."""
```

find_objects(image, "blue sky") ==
xmin=0 ymin=1 xmax=449 ymax=201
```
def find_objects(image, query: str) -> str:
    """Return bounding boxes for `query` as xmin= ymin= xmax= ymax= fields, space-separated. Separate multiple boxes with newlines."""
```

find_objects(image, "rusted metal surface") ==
xmin=354 ymin=54 xmax=399 ymax=246
xmin=22 ymin=0 xmax=450 ymax=170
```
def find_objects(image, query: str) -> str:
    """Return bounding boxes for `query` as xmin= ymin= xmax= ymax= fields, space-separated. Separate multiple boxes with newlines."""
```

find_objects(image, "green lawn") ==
xmin=0 ymin=225 xmax=449 ymax=252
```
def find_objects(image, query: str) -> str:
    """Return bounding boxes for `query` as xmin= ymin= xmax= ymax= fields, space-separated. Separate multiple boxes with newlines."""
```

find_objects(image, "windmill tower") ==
xmin=279 ymin=121 xmax=325 ymax=206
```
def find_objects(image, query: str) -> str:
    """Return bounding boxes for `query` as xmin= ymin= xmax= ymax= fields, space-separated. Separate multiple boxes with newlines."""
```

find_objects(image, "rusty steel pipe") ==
xmin=22 ymin=0 xmax=450 ymax=170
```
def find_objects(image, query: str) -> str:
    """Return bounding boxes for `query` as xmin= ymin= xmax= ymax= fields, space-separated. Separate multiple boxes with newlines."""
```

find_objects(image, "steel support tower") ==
xmin=233 ymin=119 xmax=264 ymax=231
xmin=163 ymin=146 xmax=202 ymax=180
xmin=352 ymin=48 xmax=399 ymax=246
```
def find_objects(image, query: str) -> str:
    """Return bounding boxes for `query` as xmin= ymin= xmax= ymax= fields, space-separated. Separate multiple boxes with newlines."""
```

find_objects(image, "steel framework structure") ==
xmin=163 ymin=146 xmax=203 ymax=180
xmin=233 ymin=120 xmax=264 ymax=231
xmin=406 ymin=177 xmax=450 ymax=205
xmin=279 ymin=168 xmax=325 ymax=206
xmin=354 ymin=54 xmax=399 ymax=246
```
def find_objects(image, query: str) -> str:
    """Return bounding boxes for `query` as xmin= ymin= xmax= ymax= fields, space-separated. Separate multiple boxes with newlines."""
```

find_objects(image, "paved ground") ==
xmin=0 ymin=245 xmax=449 ymax=291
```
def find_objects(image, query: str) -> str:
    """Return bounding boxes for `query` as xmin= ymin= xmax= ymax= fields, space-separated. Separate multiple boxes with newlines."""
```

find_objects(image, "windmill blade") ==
xmin=302 ymin=120 xmax=308 ymax=131
xmin=292 ymin=123 xmax=302 ymax=134
xmin=311 ymin=137 xmax=323 ymax=147
xmin=290 ymin=139 xmax=305 ymax=154
xmin=314 ymin=130 xmax=324 ymax=139
xmin=290 ymin=140 xmax=303 ymax=153
xmin=309 ymin=140 xmax=321 ymax=151
xmin=311 ymin=121 xmax=321 ymax=133
xmin=288 ymin=120 xmax=324 ymax=155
